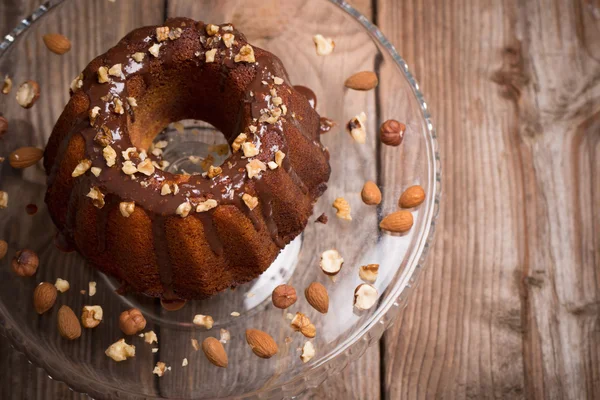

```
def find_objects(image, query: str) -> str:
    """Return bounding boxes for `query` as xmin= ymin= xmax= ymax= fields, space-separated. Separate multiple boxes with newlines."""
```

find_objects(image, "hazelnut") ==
xmin=11 ymin=249 xmax=39 ymax=277
xmin=301 ymin=341 xmax=315 ymax=363
xmin=0 ymin=240 xmax=7 ymax=259
xmin=272 ymin=284 xmax=297 ymax=309
xmin=81 ymin=305 xmax=103 ymax=328
xmin=379 ymin=119 xmax=406 ymax=146
xmin=0 ymin=116 xmax=7 ymax=137
xmin=119 ymin=308 xmax=146 ymax=335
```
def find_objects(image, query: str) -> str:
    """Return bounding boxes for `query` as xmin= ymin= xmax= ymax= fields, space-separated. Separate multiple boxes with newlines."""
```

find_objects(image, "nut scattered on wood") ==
xmin=344 ymin=71 xmax=379 ymax=91
xmin=144 ymin=330 xmax=158 ymax=344
xmin=54 ymin=278 xmax=70 ymax=293
xmin=0 ymin=116 xmax=8 ymax=137
xmin=42 ymin=33 xmax=72 ymax=55
xmin=57 ymin=305 xmax=81 ymax=340
xmin=202 ymin=337 xmax=229 ymax=368
xmin=15 ymin=80 xmax=40 ymax=108
xmin=291 ymin=312 xmax=316 ymax=338
xmin=320 ymin=249 xmax=344 ymax=275
xmin=193 ymin=314 xmax=214 ymax=329
xmin=347 ymin=112 xmax=367 ymax=144
xmin=315 ymin=213 xmax=328 ymax=224
xmin=153 ymin=361 xmax=168 ymax=377
xmin=33 ymin=282 xmax=57 ymax=314
xmin=380 ymin=210 xmax=414 ymax=233
xmin=1 ymin=75 xmax=12 ymax=94
xmin=9 ymin=147 xmax=44 ymax=169
xmin=11 ymin=249 xmax=39 ymax=277
xmin=301 ymin=341 xmax=316 ymax=363
xmin=81 ymin=305 xmax=103 ymax=328
xmin=305 ymin=282 xmax=329 ymax=314
xmin=313 ymin=34 xmax=335 ymax=56
xmin=105 ymin=339 xmax=135 ymax=362
xmin=191 ymin=338 xmax=200 ymax=351
xmin=332 ymin=197 xmax=352 ymax=220
xmin=399 ymin=185 xmax=426 ymax=208
xmin=359 ymin=264 xmax=380 ymax=283
xmin=272 ymin=284 xmax=297 ymax=309
xmin=354 ymin=284 xmax=379 ymax=310
xmin=361 ymin=181 xmax=382 ymax=205
xmin=0 ymin=240 xmax=7 ymax=259
xmin=119 ymin=308 xmax=146 ymax=335
xmin=246 ymin=329 xmax=278 ymax=359
xmin=380 ymin=119 xmax=406 ymax=147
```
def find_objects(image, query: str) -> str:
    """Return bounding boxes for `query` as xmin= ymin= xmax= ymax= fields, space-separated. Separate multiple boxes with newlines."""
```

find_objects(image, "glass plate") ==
xmin=0 ymin=1 xmax=441 ymax=398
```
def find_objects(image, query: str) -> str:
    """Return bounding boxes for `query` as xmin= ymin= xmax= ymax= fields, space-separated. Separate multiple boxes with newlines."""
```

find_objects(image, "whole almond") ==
xmin=43 ymin=33 xmax=72 ymax=55
xmin=33 ymin=282 xmax=57 ymax=314
xmin=0 ymin=116 xmax=7 ymax=137
xmin=361 ymin=181 xmax=382 ymax=205
xmin=305 ymin=282 xmax=329 ymax=314
xmin=272 ymin=284 xmax=297 ymax=309
xmin=345 ymin=71 xmax=378 ymax=91
xmin=399 ymin=185 xmax=425 ymax=208
xmin=0 ymin=240 xmax=7 ymax=259
xmin=246 ymin=329 xmax=278 ymax=359
xmin=15 ymin=80 xmax=40 ymax=108
xmin=380 ymin=210 xmax=413 ymax=233
xmin=9 ymin=147 xmax=44 ymax=169
xmin=57 ymin=305 xmax=81 ymax=340
xmin=202 ymin=337 xmax=228 ymax=368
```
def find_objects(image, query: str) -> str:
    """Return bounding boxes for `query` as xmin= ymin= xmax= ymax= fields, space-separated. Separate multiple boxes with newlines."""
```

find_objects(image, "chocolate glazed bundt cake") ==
xmin=44 ymin=18 xmax=331 ymax=301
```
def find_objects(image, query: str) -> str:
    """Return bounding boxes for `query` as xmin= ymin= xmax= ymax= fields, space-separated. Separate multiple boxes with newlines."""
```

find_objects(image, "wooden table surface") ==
xmin=1 ymin=0 xmax=599 ymax=399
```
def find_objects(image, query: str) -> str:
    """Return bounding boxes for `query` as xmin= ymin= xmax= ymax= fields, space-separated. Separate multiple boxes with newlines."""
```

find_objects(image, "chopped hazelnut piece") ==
xmin=182 ymin=358 xmax=188 ymax=367
xmin=207 ymin=165 xmax=222 ymax=178
xmin=69 ymin=74 xmax=82 ymax=92
xmin=108 ymin=64 xmax=122 ymax=77
xmin=161 ymin=183 xmax=172 ymax=196
xmin=206 ymin=24 xmax=219 ymax=36
xmin=91 ymin=166 xmax=102 ymax=177
xmin=275 ymin=150 xmax=286 ymax=167
xmin=176 ymin=202 xmax=192 ymax=218
xmin=222 ymin=33 xmax=235 ymax=48
xmin=156 ymin=26 xmax=170 ymax=42
xmin=205 ymin=49 xmax=217 ymax=63
xmin=132 ymin=52 xmax=145 ymax=62
xmin=347 ymin=112 xmax=367 ymax=144
xmin=89 ymin=281 xmax=97 ymax=296
xmin=81 ymin=305 xmax=103 ymax=328
xmin=196 ymin=199 xmax=218 ymax=213
xmin=354 ymin=284 xmax=378 ymax=310
xmin=332 ymin=197 xmax=352 ymax=220
xmin=121 ymin=161 xmax=137 ymax=175
xmin=222 ymin=25 xmax=233 ymax=32
xmin=121 ymin=147 xmax=137 ymax=161
xmin=248 ymin=125 xmax=257 ymax=134
xmin=54 ymin=278 xmax=70 ymax=293
xmin=137 ymin=158 xmax=155 ymax=176
xmin=291 ymin=312 xmax=316 ymax=338
xmin=86 ymin=187 xmax=105 ymax=208
xmin=168 ymin=28 xmax=183 ymax=40
xmin=246 ymin=159 xmax=266 ymax=179
xmin=281 ymin=104 xmax=288 ymax=115
xmin=154 ymin=140 xmax=168 ymax=149
xmin=2 ymin=75 xmax=13 ymax=94
xmin=234 ymin=45 xmax=256 ymax=63
xmin=127 ymin=97 xmax=137 ymax=107
xmin=89 ymin=106 xmax=101 ymax=125
xmin=273 ymin=76 xmax=284 ymax=85
xmin=119 ymin=201 xmax=135 ymax=217
xmin=148 ymin=43 xmax=162 ymax=57
xmin=301 ymin=341 xmax=315 ymax=363
xmin=0 ymin=191 xmax=8 ymax=209
xmin=103 ymin=145 xmax=117 ymax=167
xmin=72 ymin=159 xmax=92 ymax=177
xmin=359 ymin=264 xmax=379 ymax=283
xmin=267 ymin=161 xmax=278 ymax=170
xmin=113 ymin=98 xmax=124 ymax=114
xmin=242 ymin=193 xmax=258 ymax=210
xmin=191 ymin=338 xmax=200 ymax=351
xmin=105 ymin=339 xmax=135 ymax=362
xmin=320 ymin=249 xmax=344 ymax=275
xmin=153 ymin=362 xmax=168 ymax=377
xmin=272 ymin=96 xmax=283 ymax=107
xmin=193 ymin=314 xmax=214 ymax=329
xmin=242 ymin=142 xmax=259 ymax=158
xmin=220 ymin=328 xmax=231 ymax=343
xmin=313 ymin=34 xmax=335 ymax=56
xmin=144 ymin=330 xmax=158 ymax=344
xmin=97 ymin=66 xmax=110 ymax=83
xmin=232 ymin=133 xmax=247 ymax=152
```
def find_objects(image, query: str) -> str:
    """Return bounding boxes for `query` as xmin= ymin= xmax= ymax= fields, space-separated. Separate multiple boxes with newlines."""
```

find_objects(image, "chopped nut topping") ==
xmin=119 ymin=201 xmax=135 ymax=217
xmin=172 ymin=184 xmax=179 ymax=195
xmin=234 ymin=45 xmax=256 ymax=63
xmin=121 ymin=147 xmax=137 ymax=161
xmin=108 ymin=63 xmax=122 ymax=77
xmin=267 ymin=161 xmax=278 ymax=170
xmin=246 ymin=159 xmax=267 ymax=179
xmin=95 ymin=126 xmax=113 ymax=147
xmin=0 ymin=191 xmax=8 ymax=208
xmin=230 ymin=311 xmax=240 ymax=317
xmin=242 ymin=193 xmax=258 ymax=210
xmin=301 ymin=341 xmax=315 ymax=363
xmin=354 ymin=284 xmax=378 ymax=310
xmin=193 ymin=314 xmax=214 ymax=329
xmin=154 ymin=140 xmax=168 ymax=149
xmin=196 ymin=199 xmax=218 ymax=212
xmin=205 ymin=49 xmax=217 ymax=63
xmin=273 ymin=76 xmax=284 ymax=85
xmin=144 ymin=330 xmax=158 ymax=344
xmin=97 ymin=66 xmax=110 ymax=83
xmin=148 ymin=42 xmax=162 ymax=57
xmin=86 ymin=187 xmax=105 ymax=208
xmin=105 ymin=339 xmax=135 ymax=362
xmin=69 ymin=74 xmax=82 ymax=92
xmin=153 ymin=362 xmax=167 ymax=377
xmin=291 ymin=312 xmax=316 ymax=338
xmin=72 ymin=159 xmax=92 ymax=177
xmin=103 ymin=146 xmax=117 ymax=167
xmin=222 ymin=33 xmax=235 ymax=48
xmin=313 ymin=34 xmax=335 ymax=56
xmin=206 ymin=24 xmax=220 ymax=36
xmin=281 ymin=104 xmax=288 ymax=115
xmin=359 ymin=264 xmax=379 ymax=283
xmin=275 ymin=150 xmax=286 ymax=167
xmin=156 ymin=26 xmax=170 ymax=42
xmin=168 ymin=27 xmax=183 ymax=40
xmin=191 ymin=338 xmax=200 ymax=351
xmin=232 ymin=133 xmax=247 ymax=152
xmin=272 ymin=96 xmax=283 ymax=106
xmin=54 ymin=278 xmax=70 ymax=293
xmin=176 ymin=202 xmax=192 ymax=218
xmin=113 ymin=98 xmax=124 ymax=114
xmin=242 ymin=142 xmax=259 ymax=158
xmin=347 ymin=112 xmax=367 ymax=144
xmin=132 ymin=52 xmax=145 ymax=62
xmin=248 ymin=125 xmax=257 ymax=134
xmin=207 ymin=165 xmax=222 ymax=178
xmin=320 ymin=249 xmax=344 ymax=275
xmin=332 ymin=197 xmax=352 ymax=220
xmin=89 ymin=106 xmax=101 ymax=125
xmin=161 ymin=183 xmax=172 ymax=196
xmin=121 ymin=161 xmax=137 ymax=175
xmin=91 ymin=167 xmax=101 ymax=177
xmin=127 ymin=97 xmax=138 ymax=107
xmin=137 ymin=158 xmax=155 ymax=176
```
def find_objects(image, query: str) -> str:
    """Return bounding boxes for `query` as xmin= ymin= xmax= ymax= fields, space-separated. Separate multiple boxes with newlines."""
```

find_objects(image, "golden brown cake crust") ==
xmin=44 ymin=18 xmax=330 ymax=300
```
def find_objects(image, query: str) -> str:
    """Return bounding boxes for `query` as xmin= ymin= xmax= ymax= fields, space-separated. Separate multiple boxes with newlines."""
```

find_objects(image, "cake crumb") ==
xmin=105 ymin=339 xmax=135 ymax=362
xmin=193 ymin=314 xmax=214 ymax=329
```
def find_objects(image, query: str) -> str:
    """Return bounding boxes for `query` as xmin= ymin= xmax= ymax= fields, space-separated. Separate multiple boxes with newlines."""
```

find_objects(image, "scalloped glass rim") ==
xmin=0 ymin=1 xmax=442 ymax=398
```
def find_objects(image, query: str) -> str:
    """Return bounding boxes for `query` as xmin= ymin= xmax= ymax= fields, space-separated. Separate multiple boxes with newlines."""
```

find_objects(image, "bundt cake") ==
xmin=44 ymin=18 xmax=331 ymax=301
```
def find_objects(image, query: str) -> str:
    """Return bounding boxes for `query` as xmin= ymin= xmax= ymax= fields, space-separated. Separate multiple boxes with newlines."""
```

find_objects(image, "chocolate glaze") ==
xmin=26 ymin=204 xmax=38 ymax=215
xmin=54 ymin=232 xmax=75 ymax=253
xmin=46 ymin=18 xmax=330 ymax=300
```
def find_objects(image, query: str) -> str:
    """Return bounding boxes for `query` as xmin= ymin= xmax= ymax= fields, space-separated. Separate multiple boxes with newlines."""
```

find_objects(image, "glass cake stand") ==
xmin=0 ymin=1 xmax=441 ymax=399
